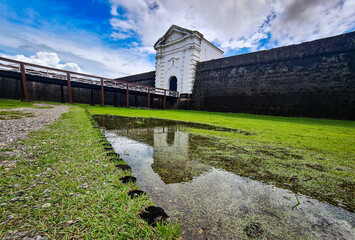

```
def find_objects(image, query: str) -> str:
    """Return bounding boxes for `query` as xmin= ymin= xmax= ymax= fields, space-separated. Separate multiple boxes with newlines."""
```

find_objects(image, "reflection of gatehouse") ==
xmin=152 ymin=127 xmax=211 ymax=184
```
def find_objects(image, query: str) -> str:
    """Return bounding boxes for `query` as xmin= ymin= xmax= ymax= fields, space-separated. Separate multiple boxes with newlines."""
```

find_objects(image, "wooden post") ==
xmin=163 ymin=90 xmax=166 ymax=109
xmin=66 ymin=72 xmax=72 ymax=104
xmin=20 ymin=63 xmax=29 ymax=101
xmin=100 ymin=78 xmax=105 ymax=106
xmin=147 ymin=87 xmax=150 ymax=109
xmin=126 ymin=83 xmax=129 ymax=108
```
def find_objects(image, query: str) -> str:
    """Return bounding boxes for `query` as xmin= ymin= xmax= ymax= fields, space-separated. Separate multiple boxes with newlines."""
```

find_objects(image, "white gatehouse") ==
xmin=154 ymin=25 xmax=223 ymax=96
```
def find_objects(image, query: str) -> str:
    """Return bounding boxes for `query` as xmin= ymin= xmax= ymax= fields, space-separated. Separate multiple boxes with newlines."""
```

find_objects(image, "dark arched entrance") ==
xmin=169 ymin=76 xmax=177 ymax=91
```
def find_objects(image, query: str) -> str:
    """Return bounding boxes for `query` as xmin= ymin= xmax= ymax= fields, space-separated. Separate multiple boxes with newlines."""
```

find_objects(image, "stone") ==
xmin=9 ymin=197 xmax=19 ymax=202
xmin=119 ymin=176 xmax=136 ymax=184
xmin=36 ymin=236 xmax=48 ymax=240
xmin=41 ymin=203 xmax=51 ymax=208
xmin=116 ymin=164 xmax=132 ymax=171
xmin=77 ymin=183 xmax=88 ymax=189
xmin=191 ymin=31 xmax=355 ymax=120
xmin=138 ymin=206 xmax=170 ymax=226
xmin=127 ymin=190 xmax=145 ymax=199
xmin=67 ymin=220 xmax=78 ymax=226
xmin=17 ymin=190 xmax=25 ymax=196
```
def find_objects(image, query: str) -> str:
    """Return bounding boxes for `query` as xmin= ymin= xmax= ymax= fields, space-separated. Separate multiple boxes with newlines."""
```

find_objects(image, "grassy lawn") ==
xmin=0 ymin=98 xmax=62 ymax=109
xmin=0 ymin=100 xmax=179 ymax=239
xmin=84 ymin=105 xmax=355 ymax=212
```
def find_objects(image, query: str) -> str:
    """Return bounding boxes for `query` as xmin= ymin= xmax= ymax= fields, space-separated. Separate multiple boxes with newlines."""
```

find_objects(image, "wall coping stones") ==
xmin=197 ymin=31 xmax=355 ymax=71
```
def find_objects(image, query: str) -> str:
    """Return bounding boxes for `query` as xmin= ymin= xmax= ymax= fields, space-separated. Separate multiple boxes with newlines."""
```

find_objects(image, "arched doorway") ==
xmin=169 ymin=76 xmax=177 ymax=91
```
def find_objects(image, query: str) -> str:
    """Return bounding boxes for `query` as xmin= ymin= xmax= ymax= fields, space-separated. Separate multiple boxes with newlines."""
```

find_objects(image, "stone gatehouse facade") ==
xmin=154 ymin=25 xmax=223 ymax=96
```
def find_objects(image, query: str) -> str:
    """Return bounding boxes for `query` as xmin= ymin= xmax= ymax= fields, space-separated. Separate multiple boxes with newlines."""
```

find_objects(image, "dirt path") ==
xmin=0 ymin=104 xmax=69 ymax=166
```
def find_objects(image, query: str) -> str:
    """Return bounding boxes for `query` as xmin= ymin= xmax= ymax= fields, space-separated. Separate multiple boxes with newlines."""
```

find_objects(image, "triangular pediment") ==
xmin=165 ymin=31 xmax=184 ymax=44
xmin=154 ymin=25 xmax=202 ymax=49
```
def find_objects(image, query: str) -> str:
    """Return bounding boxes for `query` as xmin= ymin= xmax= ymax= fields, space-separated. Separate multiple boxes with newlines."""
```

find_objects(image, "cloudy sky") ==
xmin=0 ymin=0 xmax=354 ymax=78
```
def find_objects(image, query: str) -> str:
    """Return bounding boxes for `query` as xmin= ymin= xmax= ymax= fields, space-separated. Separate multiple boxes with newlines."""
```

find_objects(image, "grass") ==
xmin=0 ymin=98 xmax=58 ymax=109
xmin=83 ymin=105 xmax=355 ymax=156
xmin=0 ymin=101 xmax=180 ymax=239
xmin=0 ymin=110 xmax=35 ymax=120
xmin=83 ymin=105 xmax=355 ymax=212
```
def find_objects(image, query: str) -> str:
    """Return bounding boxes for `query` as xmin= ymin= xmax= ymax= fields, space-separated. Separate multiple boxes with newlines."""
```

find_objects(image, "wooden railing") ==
xmin=0 ymin=56 xmax=178 ymax=108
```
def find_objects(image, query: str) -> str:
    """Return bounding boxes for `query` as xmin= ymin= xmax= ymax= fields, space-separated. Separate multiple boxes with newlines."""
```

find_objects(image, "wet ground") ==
xmin=94 ymin=115 xmax=355 ymax=240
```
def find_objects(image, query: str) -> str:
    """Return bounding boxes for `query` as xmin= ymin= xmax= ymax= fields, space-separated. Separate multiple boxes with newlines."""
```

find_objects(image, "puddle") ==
xmin=94 ymin=115 xmax=355 ymax=240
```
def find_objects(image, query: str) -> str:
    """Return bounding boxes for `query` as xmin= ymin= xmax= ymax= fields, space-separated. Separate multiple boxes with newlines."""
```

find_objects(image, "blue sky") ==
xmin=0 ymin=0 xmax=354 ymax=78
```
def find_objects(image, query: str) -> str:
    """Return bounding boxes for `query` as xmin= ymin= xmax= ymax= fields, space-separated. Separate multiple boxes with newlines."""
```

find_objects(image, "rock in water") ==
xmin=128 ymin=190 xmax=146 ymax=199
xmin=116 ymin=164 xmax=131 ymax=171
xmin=104 ymin=147 xmax=114 ymax=152
xmin=119 ymin=176 xmax=136 ymax=183
xmin=139 ymin=206 xmax=170 ymax=226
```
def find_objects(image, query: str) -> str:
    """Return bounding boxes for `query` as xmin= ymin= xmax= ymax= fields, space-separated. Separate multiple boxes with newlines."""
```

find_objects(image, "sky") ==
xmin=0 ymin=0 xmax=354 ymax=78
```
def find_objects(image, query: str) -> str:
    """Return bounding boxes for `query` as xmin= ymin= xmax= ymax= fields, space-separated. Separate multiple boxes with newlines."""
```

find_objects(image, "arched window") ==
xmin=169 ymin=76 xmax=177 ymax=91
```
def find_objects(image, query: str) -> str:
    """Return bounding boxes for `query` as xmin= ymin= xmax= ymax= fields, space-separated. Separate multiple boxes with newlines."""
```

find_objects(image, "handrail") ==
xmin=0 ymin=56 xmax=179 ymax=97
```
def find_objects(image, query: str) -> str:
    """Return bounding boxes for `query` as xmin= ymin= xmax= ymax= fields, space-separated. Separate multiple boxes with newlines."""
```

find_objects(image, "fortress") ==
xmin=1 ymin=25 xmax=354 ymax=119
xmin=118 ymin=25 xmax=355 ymax=120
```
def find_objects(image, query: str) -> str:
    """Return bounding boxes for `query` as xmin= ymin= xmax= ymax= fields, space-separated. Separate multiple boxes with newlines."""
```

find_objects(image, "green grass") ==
xmin=0 ymin=101 xmax=180 ymax=239
xmin=84 ymin=105 xmax=355 ymax=156
xmin=0 ymin=98 xmax=59 ymax=109
xmin=83 ymin=105 xmax=355 ymax=211
xmin=0 ymin=110 xmax=35 ymax=120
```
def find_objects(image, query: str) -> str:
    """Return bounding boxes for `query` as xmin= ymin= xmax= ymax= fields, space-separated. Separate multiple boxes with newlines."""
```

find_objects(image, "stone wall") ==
xmin=191 ymin=32 xmax=355 ymax=120
xmin=115 ymin=71 xmax=155 ymax=87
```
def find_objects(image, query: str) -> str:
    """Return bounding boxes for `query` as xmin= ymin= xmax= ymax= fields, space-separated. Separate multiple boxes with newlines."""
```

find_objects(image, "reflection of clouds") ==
xmin=106 ymin=129 xmax=355 ymax=240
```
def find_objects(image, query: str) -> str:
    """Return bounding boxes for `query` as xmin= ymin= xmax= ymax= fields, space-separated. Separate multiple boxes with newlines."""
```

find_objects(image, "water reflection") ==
xmin=95 ymin=115 xmax=355 ymax=240
xmin=152 ymin=127 xmax=211 ymax=184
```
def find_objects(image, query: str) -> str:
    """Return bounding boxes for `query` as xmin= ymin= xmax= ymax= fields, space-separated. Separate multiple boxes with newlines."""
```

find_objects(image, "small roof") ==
xmin=154 ymin=24 xmax=223 ymax=53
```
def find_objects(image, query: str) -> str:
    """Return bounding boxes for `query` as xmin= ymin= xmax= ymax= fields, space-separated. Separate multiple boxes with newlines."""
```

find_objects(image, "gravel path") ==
xmin=0 ymin=104 xmax=69 ymax=149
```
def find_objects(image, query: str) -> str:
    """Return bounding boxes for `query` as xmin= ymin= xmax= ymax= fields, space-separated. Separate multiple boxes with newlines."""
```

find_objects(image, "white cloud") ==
xmin=110 ymin=31 xmax=133 ymax=40
xmin=0 ymin=0 xmax=354 ymax=80
xmin=1 ymin=52 xmax=82 ymax=72
xmin=269 ymin=0 xmax=355 ymax=46
xmin=0 ymin=18 xmax=155 ymax=78
xmin=108 ymin=0 xmax=355 ymax=54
